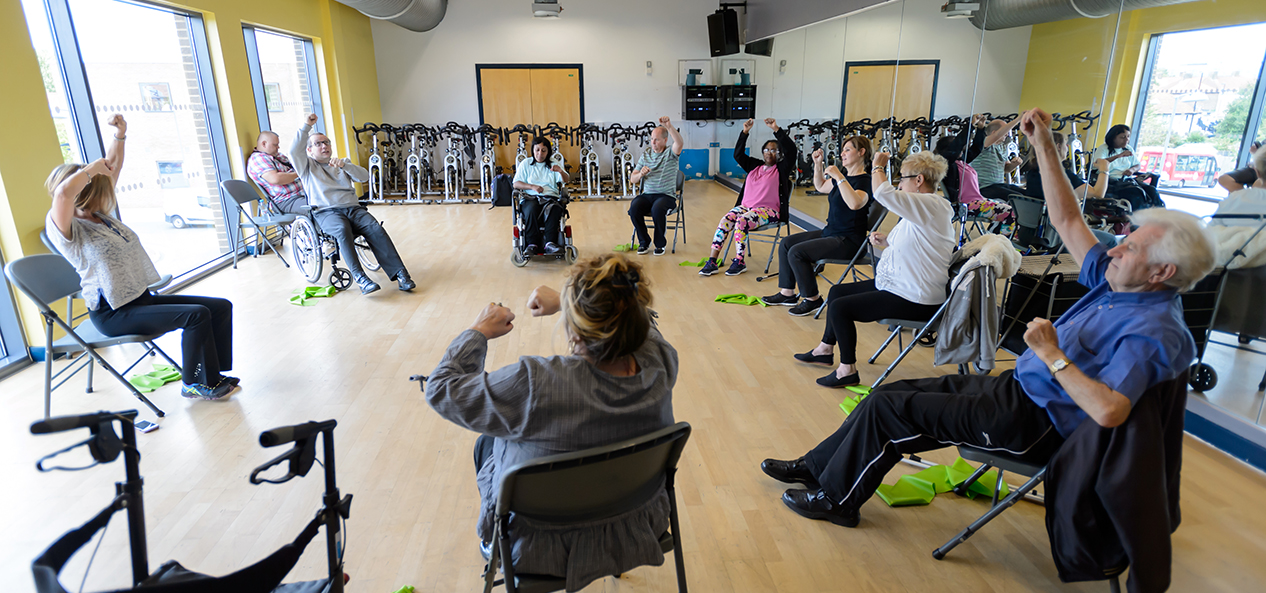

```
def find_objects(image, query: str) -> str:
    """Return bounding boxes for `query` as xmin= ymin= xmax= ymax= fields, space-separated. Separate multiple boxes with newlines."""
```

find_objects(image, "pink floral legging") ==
xmin=711 ymin=206 xmax=778 ymax=262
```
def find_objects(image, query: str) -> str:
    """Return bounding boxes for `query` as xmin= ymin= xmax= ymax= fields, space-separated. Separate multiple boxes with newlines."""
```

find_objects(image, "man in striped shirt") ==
xmin=628 ymin=116 xmax=684 ymax=255
xmin=247 ymin=131 xmax=308 ymax=214
xmin=969 ymin=118 xmax=1024 ymax=200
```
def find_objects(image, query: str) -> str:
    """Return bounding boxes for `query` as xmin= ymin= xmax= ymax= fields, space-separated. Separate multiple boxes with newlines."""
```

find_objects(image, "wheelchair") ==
xmin=511 ymin=189 xmax=578 ymax=266
xmin=288 ymin=204 xmax=382 ymax=289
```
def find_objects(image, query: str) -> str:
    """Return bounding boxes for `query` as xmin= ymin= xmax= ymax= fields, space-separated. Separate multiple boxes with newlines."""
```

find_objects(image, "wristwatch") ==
xmin=1048 ymin=358 xmax=1071 ymax=375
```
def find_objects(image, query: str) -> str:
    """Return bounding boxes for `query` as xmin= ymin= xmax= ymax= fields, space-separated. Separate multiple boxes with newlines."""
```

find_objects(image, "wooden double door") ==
xmin=478 ymin=65 xmax=583 ymax=172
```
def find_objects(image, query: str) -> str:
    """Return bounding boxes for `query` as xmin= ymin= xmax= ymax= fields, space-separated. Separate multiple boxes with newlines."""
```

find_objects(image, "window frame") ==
xmin=242 ymin=25 xmax=324 ymax=136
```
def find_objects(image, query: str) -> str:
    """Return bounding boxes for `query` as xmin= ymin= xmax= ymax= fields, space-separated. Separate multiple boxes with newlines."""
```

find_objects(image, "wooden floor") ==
xmin=4 ymin=180 xmax=1266 ymax=592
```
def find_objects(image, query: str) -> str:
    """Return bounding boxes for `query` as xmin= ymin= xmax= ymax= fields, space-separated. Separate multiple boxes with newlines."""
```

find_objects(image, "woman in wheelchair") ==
xmin=700 ymin=117 xmax=797 ymax=277
xmin=1091 ymin=124 xmax=1163 ymax=211
xmin=424 ymin=254 xmax=676 ymax=591
xmin=794 ymin=151 xmax=956 ymax=388
xmin=762 ymin=136 xmax=874 ymax=316
xmin=44 ymin=114 xmax=237 ymax=401
xmin=512 ymin=136 xmax=571 ymax=255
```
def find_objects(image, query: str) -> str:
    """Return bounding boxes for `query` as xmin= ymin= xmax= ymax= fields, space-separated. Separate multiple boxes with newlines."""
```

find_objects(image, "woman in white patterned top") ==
xmin=45 ymin=114 xmax=237 ymax=401
xmin=425 ymin=253 xmax=677 ymax=591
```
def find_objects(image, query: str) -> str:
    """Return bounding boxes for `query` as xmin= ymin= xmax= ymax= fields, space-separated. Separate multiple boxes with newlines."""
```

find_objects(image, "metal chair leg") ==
xmin=868 ymin=326 xmax=902 ymax=364
xmin=932 ymin=467 xmax=1046 ymax=560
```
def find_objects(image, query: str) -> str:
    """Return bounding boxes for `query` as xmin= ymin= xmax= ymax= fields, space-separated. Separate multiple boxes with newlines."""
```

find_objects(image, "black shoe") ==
xmin=760 ymin=457 xmax=821 ymax=490
xmin=216 ymin=375 xmax=240 ymax=388
xmin=396 ymin=271 xmax=416 ymax=291
xmin=761 ymin=292 xmax=799 ymax=306
xmin=637 ymin=244 xmax=651 ymax=255
xmin=816 ymin=370 xmax=860 ymax=388
xmin=725 ymin=260 xmax=748 ymax=276
xmin=653 ymin=247 xmax=666 ymax=256
xmin=788 ymin=298 xmax=824 ymax=317
xmin=699 ymin=259 xmax=720 ymax=276
xmin=793 ymin=350 xmax=833 ymax=365
xmin=356 ymin=275 xmax=381 ymax=295
xmin=781 ymin=488 xmax=859 ymax=527
xmin=525 ymin=244 xmax=540 ymax=256
xmin=544 ymin=242 xmax=562 ymax=255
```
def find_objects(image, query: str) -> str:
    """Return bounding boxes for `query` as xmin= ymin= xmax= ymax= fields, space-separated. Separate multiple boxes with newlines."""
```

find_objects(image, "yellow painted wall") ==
xmin=1020 ymin=0 xmax=1266 ymax=131
xmin=0 ymin=0 xmax=382 ymax=345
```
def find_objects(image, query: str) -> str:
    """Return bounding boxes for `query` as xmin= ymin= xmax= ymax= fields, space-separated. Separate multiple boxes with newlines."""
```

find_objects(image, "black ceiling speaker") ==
xmin=745 ymin=38 xmax=774 ymax=57
xmin=708 ymin=8 xmax=740 ymax=57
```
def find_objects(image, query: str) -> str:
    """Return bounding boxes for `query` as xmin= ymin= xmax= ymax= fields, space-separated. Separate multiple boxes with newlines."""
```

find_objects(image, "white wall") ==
xmin=370 ymin=0 xmax=1031 ymax=166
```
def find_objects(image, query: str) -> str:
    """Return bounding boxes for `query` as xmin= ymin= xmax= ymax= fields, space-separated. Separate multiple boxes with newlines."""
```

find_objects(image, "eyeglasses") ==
xmin=762 ymin=148 xmax=778 ymax=153
xmin=311 ymin=140 xmax=331 ymax=147
xmin=897 ymin=175 xmax=920 ymax=180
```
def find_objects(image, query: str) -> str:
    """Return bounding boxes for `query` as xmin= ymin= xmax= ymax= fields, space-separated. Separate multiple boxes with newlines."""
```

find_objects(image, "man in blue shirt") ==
xmin=513 ymin=136 xmax=570 ymax=255
xmin=760 ymin=108 xmax=1216 ymax=528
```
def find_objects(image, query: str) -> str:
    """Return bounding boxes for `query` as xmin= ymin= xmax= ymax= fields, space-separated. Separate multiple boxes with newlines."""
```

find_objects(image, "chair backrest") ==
xmin=866 ymin=202 xmax=889 ymax=232
xmin=4 ymin=253 xmax=81 ymax=312
xmin=675 ymin=170 xmax=685 ymax=196
xmin=1010 ymin=194 xmax=1046 ymax=230
xmin=496 ymin=422 xmax=691 ymax=523
xmin=39 ymin=229 xmax=61 ymax=255
xmin=222 ymin=179 xmax=264 ymax=208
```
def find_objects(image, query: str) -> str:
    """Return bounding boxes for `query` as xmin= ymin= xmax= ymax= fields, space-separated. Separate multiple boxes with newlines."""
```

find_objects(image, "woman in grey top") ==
xmin=425 ymin=254 xmax=677 ymax=591
xmin=45 ymin=114 xmax=236 ymax=401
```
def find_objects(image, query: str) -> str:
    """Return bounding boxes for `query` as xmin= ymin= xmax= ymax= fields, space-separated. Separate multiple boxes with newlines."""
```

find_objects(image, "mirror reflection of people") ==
xmin=1218 ymin=140 xmax=1262 ymax=194
xmin=291 ymin=113 xmax=415 ymax=294
xmin=423 ymin=254 xmax=676 ymax=591
xmin=761 ymin=136 xmax=873 ymax=316
xmin=1091 ymin=124 xmax=1163 ymax=211
xmin=247 ymin=131 xmax=307 ymax=214
xmin=45 ymin=114 xmax=238 ymax=401
xmin=969 ymin=117 xmax=1024 ymax=199
xmin=627 ymin=116 xmax=684 ymax=256
xmin=1023 ymin=131 xmax=1109 ymax=201
xmin=762 ymin=107 xmax=1215 ymax=532
xmin=1211 ymin=147 xmax=1266 ymax=227
xmin=512 ymin=136 xmax=571 ymax=255
xmin=793 ymin=151 xmax=956 ymax=388
xmin=700 ymin=118 xmax=796 ymax=277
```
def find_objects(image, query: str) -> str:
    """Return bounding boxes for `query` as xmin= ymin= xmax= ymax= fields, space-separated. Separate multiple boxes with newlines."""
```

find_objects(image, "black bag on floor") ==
xmin=492 ymin=174 xmax=514 ymax=207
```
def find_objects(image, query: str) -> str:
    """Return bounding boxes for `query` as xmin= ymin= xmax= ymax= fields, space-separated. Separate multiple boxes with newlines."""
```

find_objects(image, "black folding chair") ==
xmin=483 ymin=422 xmax=692 ymax=593
xmin=630 ymin=171 xmax=688 ymax=253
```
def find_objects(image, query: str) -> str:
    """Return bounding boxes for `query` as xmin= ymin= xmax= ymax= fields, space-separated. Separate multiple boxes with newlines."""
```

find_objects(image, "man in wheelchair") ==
xmin=290 ymin=114 xmax=415 ymax=294
xmin=512 ymin=136 xmax=571 ymax=255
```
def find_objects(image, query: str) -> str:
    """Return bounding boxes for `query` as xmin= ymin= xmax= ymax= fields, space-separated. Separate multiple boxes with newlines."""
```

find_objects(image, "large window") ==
xmin=243 ymin=26 xmax=323 ymax=137
xmin=1132 ymin=23 xmax=1266 ymax=202
xmin=21 ymin=0 xmax=233 ymax=279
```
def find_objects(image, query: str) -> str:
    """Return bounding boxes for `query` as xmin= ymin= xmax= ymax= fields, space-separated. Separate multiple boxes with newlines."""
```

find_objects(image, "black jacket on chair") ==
xmin=732 ymin=128 xmax=797 ymax=224
xmin=1044 ymin=373 xmax=1187 ymax=593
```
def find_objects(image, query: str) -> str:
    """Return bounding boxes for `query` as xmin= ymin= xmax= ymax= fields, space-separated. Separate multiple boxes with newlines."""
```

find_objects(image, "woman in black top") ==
xmin=1023 ymin=132 xmax=1108 ymax=200
xmin=762 ymin=135 xmax=873 ymax=316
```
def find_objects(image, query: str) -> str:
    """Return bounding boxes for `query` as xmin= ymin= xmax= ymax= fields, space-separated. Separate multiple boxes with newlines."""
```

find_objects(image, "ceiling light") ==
xmin=533 ymin=1 xmax=562 ymax=18
xmin=941 ymin=2 xmax=979 ymax=18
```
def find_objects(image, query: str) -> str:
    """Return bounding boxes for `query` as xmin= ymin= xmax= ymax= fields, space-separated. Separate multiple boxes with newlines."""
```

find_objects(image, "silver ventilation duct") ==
xmin=335 ymin=0 xmax=447 ymax=33
xmin=968 ymin=0 xmax=1197 ymax=30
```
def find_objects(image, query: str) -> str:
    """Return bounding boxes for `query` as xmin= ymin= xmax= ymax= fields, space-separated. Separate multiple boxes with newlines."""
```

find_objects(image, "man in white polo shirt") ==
xmin=628 ymin=116 xmax=684 ymax=255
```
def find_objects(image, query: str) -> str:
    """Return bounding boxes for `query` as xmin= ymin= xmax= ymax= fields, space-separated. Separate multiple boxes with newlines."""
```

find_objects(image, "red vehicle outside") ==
xmin=1138 ymin=144 xmax=1220 ymax=188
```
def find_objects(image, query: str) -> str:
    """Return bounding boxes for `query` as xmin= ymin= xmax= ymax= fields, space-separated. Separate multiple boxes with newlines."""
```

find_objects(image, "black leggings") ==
xmin=520 ymin=197 xmax=563 ymax=247
xmin=776 ymin=230 xmax=864 ymax=299
xmin=820 ymin=280 xmax=941 ymax=364
xmin=88 ymin=291 xmax=233 ymax=386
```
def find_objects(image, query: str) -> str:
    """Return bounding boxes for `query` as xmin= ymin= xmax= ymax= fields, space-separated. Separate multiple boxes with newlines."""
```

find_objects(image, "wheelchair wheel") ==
xmin=290 ymin=216 xmax=323 ymax=283
xmin=1188 ymin=363 xmax=1217 ymax=392
xmin=564 ymin=245 xmax=578 ymax=264
xmin=330 ymin=267 xmax=352 ymax=291
xmin=354 ymin=236 xmax=380 ymax=272
xmin=511 ymin=248 xmax=528 ymax=267
xmin=916 ymin=332 xmax=937 ymax=348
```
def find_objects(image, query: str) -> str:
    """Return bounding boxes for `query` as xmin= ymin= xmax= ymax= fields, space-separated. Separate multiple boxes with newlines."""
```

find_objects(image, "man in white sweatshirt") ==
xmin=290 ymin=113 xmax=414 ymax=294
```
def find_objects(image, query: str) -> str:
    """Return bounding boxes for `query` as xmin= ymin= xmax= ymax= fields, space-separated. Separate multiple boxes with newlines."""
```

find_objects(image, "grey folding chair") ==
xmin=4 ymin=254 xmax=177 ymax=418
xmin=630 ymin=171 xmax=688 ymax=254
xmin=222 ymin=179 xmax=296 ymax=269
xmin=483 ymin=422 xmax=692 ymax=593
xmin=721 ymin=219 xmax=788 ymax=274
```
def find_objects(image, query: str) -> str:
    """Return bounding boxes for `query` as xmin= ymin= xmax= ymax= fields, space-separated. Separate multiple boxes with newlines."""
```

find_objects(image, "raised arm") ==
xmin=660 ymin=116 xmax=684 ymax=157
xmin=289 ymin=114 xmax=317 ymax=176
xmin=340 ymin=160 xmax=370 ymax=183
xmin=1083 ymin=159 xmax=1109 ymax=199
xmin=103 ymin=115 xmax=127 ymax=184
xmin=733 ymin=119 xmax=762 ymax=171
xmin=49 ymin=159 xmax=112 ymax=239
xmin=1021 ymin=109 xmax=1099 ymax=266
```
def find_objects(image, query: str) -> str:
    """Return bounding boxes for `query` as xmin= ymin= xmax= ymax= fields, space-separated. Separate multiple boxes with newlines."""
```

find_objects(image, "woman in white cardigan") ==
xmin=794 ymin=151 xmax=957 ymax=387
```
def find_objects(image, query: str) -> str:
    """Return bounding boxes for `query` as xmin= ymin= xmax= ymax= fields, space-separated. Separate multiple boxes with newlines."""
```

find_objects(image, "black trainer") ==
xmin=725 ymin=260 xmax=747 ymax=276
xmin=356 ymin=275 xmax=381 ymax=295
xmin=788 ymin=298 xmax=824 ymax=317
xmin=699 ymin=259 xmax=720 ymax=276
xmin=761 ymin=292 xmax=799 ymax=306
xmin=653 ymin=247 xmax=666 ymax=256
xmin=637 ymin=244 xmax=651 ymax=255
xmin=396 ymin=271 xmax=416 ymax=291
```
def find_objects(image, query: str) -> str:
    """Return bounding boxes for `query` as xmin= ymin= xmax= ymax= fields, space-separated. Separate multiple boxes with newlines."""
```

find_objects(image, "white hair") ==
xmin=1130 ymin=208 xmax=1216 ymax=292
